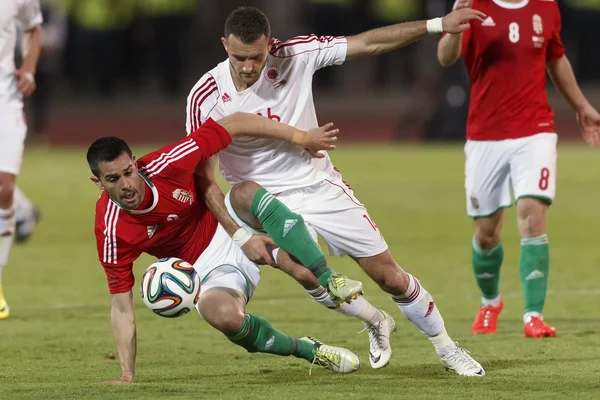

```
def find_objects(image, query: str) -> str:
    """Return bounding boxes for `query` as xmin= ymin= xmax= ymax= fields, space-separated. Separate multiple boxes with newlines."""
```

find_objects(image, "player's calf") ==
xmin=0 ymin=172 xmax=16 ymax=209
xmin=0 ymin=172 xmax=17 ymax=317
xmin=197 ymin=287 xmax=246 ymax=335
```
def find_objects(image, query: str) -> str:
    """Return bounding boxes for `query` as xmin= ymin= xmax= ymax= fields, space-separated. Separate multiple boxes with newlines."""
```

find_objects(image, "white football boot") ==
xmin=300 ymin=337 xmax=360 ymax=374
xmin=439 ymin=343 xmax=485 ymax=376
xmin=361 ymin=311 xmax=397 ymax=369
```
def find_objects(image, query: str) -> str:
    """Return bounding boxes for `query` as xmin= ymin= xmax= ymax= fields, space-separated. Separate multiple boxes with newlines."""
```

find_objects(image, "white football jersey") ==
xmin=186 ymin=35 xmax=348 ymax=194
xmin=0 ymin=0 xmax=42 ymax=108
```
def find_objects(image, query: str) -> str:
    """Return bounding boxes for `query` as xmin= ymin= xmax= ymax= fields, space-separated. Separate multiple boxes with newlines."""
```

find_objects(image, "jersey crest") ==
xmin=172 ymin=189 xmax=194 ymax=205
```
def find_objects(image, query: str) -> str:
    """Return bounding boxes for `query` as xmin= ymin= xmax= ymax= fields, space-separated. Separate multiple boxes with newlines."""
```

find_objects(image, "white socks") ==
xmin=392 ymin=273 xmax=452 ymax=353
xmin=482 ymin=295 xmax=502 ymax=308
xmin=0 ymin=208 xmax=16 ymax=284
xmin=524 ymin=311 xmax=542 ymax=324
xmin=13 ymin=187 xmax=34 ymax=223
xmin=306 ymin=286 xmax=384 ymax=325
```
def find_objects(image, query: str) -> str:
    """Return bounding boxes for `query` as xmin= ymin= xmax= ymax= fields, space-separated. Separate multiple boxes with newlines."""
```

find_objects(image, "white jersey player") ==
xmin=186 ymin=6 xmax=486 ymax=375
xmin=0 ymin=0 xmax=43 ymax=319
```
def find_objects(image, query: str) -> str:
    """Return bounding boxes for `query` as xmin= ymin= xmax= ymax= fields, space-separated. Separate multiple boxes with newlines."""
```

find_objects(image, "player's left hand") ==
xmin=242 ymin=234 xmax=277 ymax=266
xmin=576 ymin=105 xmax=600 ymax=146
xmin=14 ymin=68 xmax=36 ymax=97
xmin=442 ymin=7 xmax=486 ymax=34
xmin=305 ymin=122 xmax=338 ymax=158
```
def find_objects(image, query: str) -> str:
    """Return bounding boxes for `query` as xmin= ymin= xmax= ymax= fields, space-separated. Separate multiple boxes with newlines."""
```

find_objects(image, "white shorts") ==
xmin=464 ymin=133 xmax=558 ymax=217
xmin=192 ymin=223 xmax=260 ymax=303
xmin=225 ymin=174 xmax=388 ymax=259
xmin=0 ymin=107 xmax=27 ymax=175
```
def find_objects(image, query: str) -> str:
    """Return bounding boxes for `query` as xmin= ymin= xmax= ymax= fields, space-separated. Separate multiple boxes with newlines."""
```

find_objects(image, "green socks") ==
xmin=227 ymin=314 xmax=317 ymax=362
xmin=519 ymin=234 xmax=550 ymax=314
xmin=251 ymin=188 xmax=334 ymax=287
xmin=472 ymin=237 xmax=503 ymax=301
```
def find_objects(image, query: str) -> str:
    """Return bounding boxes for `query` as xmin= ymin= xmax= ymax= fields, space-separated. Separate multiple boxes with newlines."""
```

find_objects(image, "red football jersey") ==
xmin=94 ymin=118 xmax=232 ymax=294
xmin=455 ymin=0 xmax=565 ymax=140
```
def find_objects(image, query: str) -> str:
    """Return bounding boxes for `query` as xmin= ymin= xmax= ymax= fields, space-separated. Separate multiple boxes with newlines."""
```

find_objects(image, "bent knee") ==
xmin=231 ymin=182 xmax=262 ymax=206
xmin=474 ymin=232 xmax=501 ymax=249
xmin=517 ymin=199 xmax=547 ymax=237
xmin=206 ymin=306 xmax=245 ymax=335
xmin=359 ymin=254 xmax=410 ymax=294
xmin=518 ymin=214 xmax=546 ymax=237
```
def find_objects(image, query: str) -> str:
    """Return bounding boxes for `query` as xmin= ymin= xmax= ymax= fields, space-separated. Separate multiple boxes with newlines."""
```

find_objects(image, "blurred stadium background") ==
xmin=3 ymin=1 xmax=600 ymax=399
xmin=25 ymin=0 xmax=600 ymax=146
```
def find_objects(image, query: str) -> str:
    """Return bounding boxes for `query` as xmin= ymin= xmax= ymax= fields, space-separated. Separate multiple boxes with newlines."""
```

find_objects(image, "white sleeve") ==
xmin=186 ymin=74 xmax=220 ymax=135
xmin=270 ymin=35 xmax=348 ymax=72
xmin=17 ymin=0 xmax=43 ymax=31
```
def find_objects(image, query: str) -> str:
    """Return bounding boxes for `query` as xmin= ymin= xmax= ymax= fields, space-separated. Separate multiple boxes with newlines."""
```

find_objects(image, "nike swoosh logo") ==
xmin=370 ymin=352 xmax=381 ymax=363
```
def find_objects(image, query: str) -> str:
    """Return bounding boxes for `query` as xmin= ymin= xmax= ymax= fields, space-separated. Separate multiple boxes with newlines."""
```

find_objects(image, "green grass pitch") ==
xmin=1 ymin=144 xmax=599 ymax=399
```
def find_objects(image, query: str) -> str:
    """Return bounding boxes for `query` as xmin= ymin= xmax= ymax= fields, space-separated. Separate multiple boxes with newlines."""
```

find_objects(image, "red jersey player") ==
xmin=438 ymin=0 xmax=600 ymax=338
xmin=88 ymin=113 xmax=364 ymax=383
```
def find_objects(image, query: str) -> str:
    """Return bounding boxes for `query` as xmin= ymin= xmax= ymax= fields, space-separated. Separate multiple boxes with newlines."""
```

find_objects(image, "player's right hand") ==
xmin=305 ymin=122 xmax=338 ymax=158
xmin=242 ymin=234 xmax=277 ymax=266
xmin=443 ymin=7 xmax=486 ymax=34
xmin=453 ymin=0 xmax=473 ymax=10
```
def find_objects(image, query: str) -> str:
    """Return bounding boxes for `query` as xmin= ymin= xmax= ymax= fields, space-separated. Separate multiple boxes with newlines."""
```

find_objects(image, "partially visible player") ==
xmin=89 ymin=112 xmax=360 ymax=384
xmin=0 ymin=0 xmax=43 ymax=319
xmin=185 ymin=6 xmax=486 ymax=374
xmin=438 ymin=0 xmax=600 ymax=338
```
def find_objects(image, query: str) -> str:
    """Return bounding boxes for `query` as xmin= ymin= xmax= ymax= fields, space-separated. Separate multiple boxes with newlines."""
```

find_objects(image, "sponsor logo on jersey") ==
xmin=222 ymin=92 xmax=231 ymax=103
xmin=173 ymin=189 xmax=194 ymax=205
xmin=147 ymin=225 xmax=158 ymax=238
xmin=264 ymin=65 xmax=281 ymax=83
xmin=533 ymin=14 xmax=543 ymax=35
xmin=167 ymin=214 xmax=179 ymax=221
xmin=481 ymin=16 xmax=496 ymax=27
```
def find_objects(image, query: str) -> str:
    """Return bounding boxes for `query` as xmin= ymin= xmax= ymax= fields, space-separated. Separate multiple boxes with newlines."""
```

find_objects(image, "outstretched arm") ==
xmin=345 ymin=6 xmax=484 ymax=61
xmin=547 ymin=55 xmax=600 ymax=146
xmin=104 ymin=290 xmax=136 ymax=384
xmin=216 ymin=112 xmax=338 ymax=154
xmin=437 ymin=0 xmax=472 ymax=67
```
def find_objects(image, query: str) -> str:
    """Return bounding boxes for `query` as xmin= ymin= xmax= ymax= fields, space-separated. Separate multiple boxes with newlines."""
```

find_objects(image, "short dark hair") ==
xmin=224 ymin=6 xmax=271 ymax=43
xmin=86 ymin=137 xmax=133 ymax=178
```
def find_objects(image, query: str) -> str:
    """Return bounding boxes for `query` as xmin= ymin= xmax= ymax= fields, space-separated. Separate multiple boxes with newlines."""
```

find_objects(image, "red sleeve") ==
xmin=101 ymin=263 xmax=135 ymax=295
xmin=546 ymin=4 xmax=565 ymax=62
xmin=141 ymin=118 xmax=232 ymax=178
xmin=95 ymin=199 xmax=140 ymax=294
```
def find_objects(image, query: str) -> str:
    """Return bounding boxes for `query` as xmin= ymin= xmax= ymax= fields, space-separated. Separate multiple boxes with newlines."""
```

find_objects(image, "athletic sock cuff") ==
xmin=472 ymin=236 xmax=502 ymax=256
xmin=521 ymin=234 xmax=548 ymax=246
xmin=227 ymin=314 xmax=252 ymax=341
